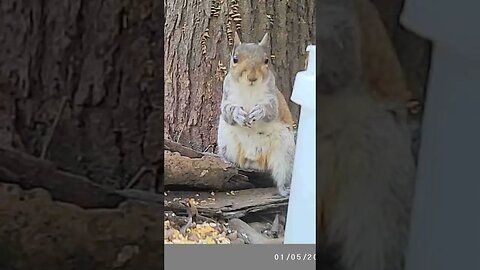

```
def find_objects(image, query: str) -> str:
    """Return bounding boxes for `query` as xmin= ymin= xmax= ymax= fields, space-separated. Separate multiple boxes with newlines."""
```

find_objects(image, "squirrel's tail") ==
xmin=268 ymin=127 xmax=296 ymax=196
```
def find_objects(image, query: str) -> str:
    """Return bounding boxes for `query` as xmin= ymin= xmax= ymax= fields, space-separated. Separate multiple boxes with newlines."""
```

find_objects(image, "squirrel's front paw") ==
xmin=248 ymin=105 xmax=265 ymax=124
xmin=233 ymin=106 xmax=249 ymax=126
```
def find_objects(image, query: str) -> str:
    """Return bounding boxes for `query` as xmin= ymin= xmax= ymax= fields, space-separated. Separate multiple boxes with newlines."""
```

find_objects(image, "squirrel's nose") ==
xmin=248 ymin=76 xmax=258 ymax=82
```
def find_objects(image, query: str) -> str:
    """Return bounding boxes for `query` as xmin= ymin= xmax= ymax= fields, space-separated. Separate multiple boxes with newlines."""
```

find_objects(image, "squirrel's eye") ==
xmin=264 ymin=58 xmax=269 ymax=64
xmin=233 ymin=56 xmax=239 ymax=64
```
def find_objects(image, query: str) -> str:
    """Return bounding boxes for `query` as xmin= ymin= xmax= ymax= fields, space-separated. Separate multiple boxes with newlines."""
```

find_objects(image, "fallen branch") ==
xmin=229 ymin=218 xmax=284 ymax=244
xmin=114 ymin=189 xmax=163 ymax=204
xmin=164 ymin=188 xmax=288 ymax=219
xmin=164 ymin=139 xmax=205 ymax=158
xmin=236 ymin=169 xmax=274 ymax=188
xmin=123 ymin=165 xmax=156 ymax=189
xmin=164 ymin=139 xmax=275 ymax=189
xmin=164 ymin=151 xmax=254 ymax=191
xmin=0 ymin=147 xmax=125 ymax=208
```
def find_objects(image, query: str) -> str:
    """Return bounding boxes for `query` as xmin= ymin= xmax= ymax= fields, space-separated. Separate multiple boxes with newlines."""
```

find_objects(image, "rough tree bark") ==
xmin=164 ymin=0 xmax=315 ymax=151
xmin=0 ymin=0 xmax=163 ymax=189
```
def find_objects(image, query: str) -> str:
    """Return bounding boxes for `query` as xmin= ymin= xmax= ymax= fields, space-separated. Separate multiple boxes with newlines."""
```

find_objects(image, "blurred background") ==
xmin=0 ymin=0 xmax=162 ymax=189
xmin=0 ymin=1 xmax=163 ymax=269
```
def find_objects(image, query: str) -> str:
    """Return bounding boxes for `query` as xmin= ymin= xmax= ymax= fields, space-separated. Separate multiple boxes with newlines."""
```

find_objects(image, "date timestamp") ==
xmin=274 ymin=253 xmax=316 ymax=261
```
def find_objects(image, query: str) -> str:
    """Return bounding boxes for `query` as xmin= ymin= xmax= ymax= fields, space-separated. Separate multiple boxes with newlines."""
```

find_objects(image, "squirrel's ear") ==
xmin=259 ymin=32 xmax=270 ymax=48
xmin=234 ymin=31 xmax=242 ymax=47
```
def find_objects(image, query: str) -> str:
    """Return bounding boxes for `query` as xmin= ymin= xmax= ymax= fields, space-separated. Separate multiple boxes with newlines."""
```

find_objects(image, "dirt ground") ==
xmin=0 ymin=183 xmax=163 ymax=270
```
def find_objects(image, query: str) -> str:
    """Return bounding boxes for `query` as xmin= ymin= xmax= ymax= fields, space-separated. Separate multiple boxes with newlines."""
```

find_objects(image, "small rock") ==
xmin=231 ymin=238 xmax=245 ymax=244
xmin=171 ymin=239 xmax=184 ymax=244
xmin=227 ymin=231 xmax=238 ymax=241
xmin=164 ymin=229 xmax=175 ymax=239
xmin=217 ymin=237 xmax=231 ymax=244
xmin=188 ymin=233 xmax=200 ymax=242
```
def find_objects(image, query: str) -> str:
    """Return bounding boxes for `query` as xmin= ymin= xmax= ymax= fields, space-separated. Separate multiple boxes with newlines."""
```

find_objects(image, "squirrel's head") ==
xmin=229 ymin=32 xmax=271 ymax=87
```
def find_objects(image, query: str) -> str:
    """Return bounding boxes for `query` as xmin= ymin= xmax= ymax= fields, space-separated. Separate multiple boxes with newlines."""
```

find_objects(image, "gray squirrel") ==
xmin=217 ymin=32 xmax=296 ymax=196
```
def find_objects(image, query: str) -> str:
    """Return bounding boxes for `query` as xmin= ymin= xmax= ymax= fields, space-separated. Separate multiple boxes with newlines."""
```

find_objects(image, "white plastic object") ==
xmin=284 ymin=45 xmax=316 ymax=244
xmin=400 ymin=0 xmax=480 ymax=59
xmin=401 ymin=2 xmax=480 ymax=270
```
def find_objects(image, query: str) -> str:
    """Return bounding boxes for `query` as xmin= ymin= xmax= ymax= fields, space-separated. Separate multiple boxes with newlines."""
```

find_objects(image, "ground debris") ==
xmin=164 ymin=219 xmax=238 ymax=245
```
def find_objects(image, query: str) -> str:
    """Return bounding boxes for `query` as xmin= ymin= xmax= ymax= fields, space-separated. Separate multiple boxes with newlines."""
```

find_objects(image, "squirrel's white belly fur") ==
xmin=218 ymin=118 xmax=295 ymax=195
xmin=218 ymin=119 xmax=291 ymax=166
xmin=217 ymin=80 xmax=295 ymax=195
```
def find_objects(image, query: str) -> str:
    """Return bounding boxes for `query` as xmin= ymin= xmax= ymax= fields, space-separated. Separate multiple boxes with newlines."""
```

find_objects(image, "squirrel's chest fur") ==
xmin=226 ymin=79 xmax=282 ymax=135
xmin=218 ymin=78 xmax=288 ymax=169
xmin=229 ymin=80 xmax=270 ymax=113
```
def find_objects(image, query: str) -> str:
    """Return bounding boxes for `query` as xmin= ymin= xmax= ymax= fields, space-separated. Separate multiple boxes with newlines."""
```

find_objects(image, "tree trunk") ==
xmin=164 ymin=0 xmax=315 ymax=151
xmin=0 ymin=0 xmax=163 ymax=188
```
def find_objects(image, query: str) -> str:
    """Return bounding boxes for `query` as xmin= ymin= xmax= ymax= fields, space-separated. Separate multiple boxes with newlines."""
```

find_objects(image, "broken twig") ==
xmin=41 ymin=97 xmax=68 ymax=159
